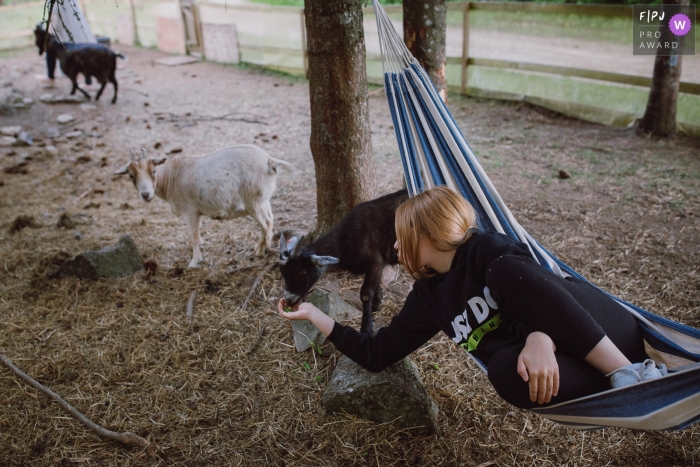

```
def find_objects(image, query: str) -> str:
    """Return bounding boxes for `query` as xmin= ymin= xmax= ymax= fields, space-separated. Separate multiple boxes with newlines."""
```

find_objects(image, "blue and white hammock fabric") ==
xmin=371 ymin=0 xmax=700 ymax=431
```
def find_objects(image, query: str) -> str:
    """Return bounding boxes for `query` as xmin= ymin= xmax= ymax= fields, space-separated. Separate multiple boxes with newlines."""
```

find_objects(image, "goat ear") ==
xmin=310 ymin=255 xmax=339 ymax=267
xmin=151 ymin=157 xmax=167 ymax=166
xmin=279 ymin=233 xmax=289 ymax=263
xmin=113 ymin=163 xmax=130 ymax=176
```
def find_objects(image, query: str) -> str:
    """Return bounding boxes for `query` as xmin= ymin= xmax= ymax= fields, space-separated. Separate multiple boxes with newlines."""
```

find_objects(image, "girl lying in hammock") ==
xmin=278 ymin=186 xmax=666 ymax=408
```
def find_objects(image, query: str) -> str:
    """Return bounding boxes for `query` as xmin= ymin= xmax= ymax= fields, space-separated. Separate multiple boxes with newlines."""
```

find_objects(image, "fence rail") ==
xmin=1 ymin=0 xmax=698 ymax=133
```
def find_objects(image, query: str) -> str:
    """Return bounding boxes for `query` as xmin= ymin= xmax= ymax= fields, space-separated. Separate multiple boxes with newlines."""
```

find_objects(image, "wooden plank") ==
xmin=457 ymin=57 xmax=700 ymax=96
xmin=461 ymin=2 xmax=469 ymax=95
xmin=469 ymin=2 xmax=631 ymax=18
xmin=0 ymin=31 xmax=34 ymax=40
xmin=300 ymin=9 xmax=308 ymax=78
xmin=198 ymin=1 xmax=301 ymax=14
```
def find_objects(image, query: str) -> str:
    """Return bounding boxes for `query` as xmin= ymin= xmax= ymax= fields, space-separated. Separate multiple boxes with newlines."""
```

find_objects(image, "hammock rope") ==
xmin=371 ymin=0 xmax=700 ymax=431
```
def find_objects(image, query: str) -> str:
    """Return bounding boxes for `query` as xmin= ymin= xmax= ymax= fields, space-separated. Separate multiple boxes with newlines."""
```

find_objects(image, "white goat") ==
xmin=114 ymin=145 xmax=294 ymax=268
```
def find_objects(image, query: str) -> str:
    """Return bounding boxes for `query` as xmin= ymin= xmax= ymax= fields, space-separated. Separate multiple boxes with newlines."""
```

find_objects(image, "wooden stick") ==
xmin=0 ymin=352 xmax=149 ymax=449
xmin=186 ymin=290 xmax=197 ymax=325
xmin=246 ymin=326 xmax=267 ymax=355
xmin=241 ymin=262 xmax=275 ymax=313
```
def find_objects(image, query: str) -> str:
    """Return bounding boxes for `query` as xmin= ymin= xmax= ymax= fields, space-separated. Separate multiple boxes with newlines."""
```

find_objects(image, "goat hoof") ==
xmin=187 ymin=260 xmax=202 ymax=269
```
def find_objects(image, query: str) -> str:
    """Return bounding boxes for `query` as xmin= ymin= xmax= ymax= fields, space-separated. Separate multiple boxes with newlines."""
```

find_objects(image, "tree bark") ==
xmin=304 ymin=0 xmax=376 ymax=237
xmin=403 ymin=0 xmax=447 ymax=102
xmin=637 ymin=0 xmax=687 ymax=138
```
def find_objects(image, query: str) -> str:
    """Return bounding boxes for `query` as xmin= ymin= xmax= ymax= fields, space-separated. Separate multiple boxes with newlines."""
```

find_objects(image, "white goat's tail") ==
xmin=269 ymin=157 xmax=295 ymax=174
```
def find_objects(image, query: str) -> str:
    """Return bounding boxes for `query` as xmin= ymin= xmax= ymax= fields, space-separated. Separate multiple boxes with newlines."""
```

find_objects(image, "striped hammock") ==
xmin=371 ymin=0 xmax=700 ymax=431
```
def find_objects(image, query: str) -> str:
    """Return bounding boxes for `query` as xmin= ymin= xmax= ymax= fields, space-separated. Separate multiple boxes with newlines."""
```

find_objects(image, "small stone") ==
xmin=45 ymin=145 xmax=58 ymax=156
xmin=154 ymin=142 xmax=162 ymax=149
xmin=57 ymin=114 xmax=75 ymax=124
xmin=15 ymin=132 xmax=33 ymax=146
xmin=22 ymin=97 xmax=34 ymax=105
xmin=79 ymin=103 xmax=97 ymax=112
xmin=119 ymin=203 xmax=132 ymax=210
xmin=0 ymin=136 xmax=17 ymax=147
xmin=73 ymin=230 xmax=84 ymax=240
xmin=0 ymin=126 xmax=21 ymax=136
xmin=558 ymin=169 xmax=571 ymax=180
xmin=45 ymin=127 xmax=61 ymax=138
xmin=65 ymin=131 xmax=84 ymax=139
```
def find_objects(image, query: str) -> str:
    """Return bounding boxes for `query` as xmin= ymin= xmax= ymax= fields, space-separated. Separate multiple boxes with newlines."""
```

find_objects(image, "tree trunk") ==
xmin=403 ymin=0 xmax=447 ymax=102
xmin=304 ymin=0 xmax=376 ymax=237
xmin=637 ymin=0 xmax=687 ymax=137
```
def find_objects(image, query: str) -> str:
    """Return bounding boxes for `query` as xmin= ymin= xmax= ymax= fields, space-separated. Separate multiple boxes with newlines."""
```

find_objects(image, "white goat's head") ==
xmin=113 ymin=148 xmax=166 ymax=202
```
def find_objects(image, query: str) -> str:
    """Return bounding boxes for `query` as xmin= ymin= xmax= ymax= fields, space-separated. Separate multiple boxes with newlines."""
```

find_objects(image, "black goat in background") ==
xmin=34 ymin=25 xmax=124 ymax=103
xmin=279 ymin=189 xmax=409 ymax=335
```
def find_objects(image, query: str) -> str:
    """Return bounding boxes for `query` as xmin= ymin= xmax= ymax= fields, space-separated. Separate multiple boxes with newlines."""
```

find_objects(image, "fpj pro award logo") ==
xmin=633 ymin=4 xmax=695 ymax=55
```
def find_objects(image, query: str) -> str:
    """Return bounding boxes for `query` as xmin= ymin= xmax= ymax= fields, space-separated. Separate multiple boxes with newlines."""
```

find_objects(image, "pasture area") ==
xmin=1 ymin=45 xmax=699 ymax=466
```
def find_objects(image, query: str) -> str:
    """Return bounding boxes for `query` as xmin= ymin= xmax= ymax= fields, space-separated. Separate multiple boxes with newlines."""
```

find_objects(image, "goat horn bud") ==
xmin=129 ymin=149 xmax=137 ymax=161
xmin=140 ymin=148 xmax=148 ymax=159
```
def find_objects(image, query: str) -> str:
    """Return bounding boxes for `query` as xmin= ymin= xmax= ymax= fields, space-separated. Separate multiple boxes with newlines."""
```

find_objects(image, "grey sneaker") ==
xmin=607 ymin=359 xmax=667 ymax=389
xmin=640 ymin=359 xmax=668 ymax=381
xmin=607 ymin=362 xmax=643 ymax=389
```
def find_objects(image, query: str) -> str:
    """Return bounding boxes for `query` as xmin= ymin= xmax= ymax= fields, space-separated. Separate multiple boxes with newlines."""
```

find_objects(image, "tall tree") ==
xmin=403 ymin=0 xmax=448 ymax=102
xmin=304 ymin=0 xmax=377 ymax=237
xmin=637 ymin=0 xmax=688 ymax=137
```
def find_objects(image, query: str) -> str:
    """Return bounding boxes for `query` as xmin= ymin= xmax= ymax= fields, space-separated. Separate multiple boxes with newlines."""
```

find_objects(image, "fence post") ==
xmin=461 ymin=1 xmax=470 ymax=96
xmin=130 ymin=0 xmax=140 ymax=46
xmin=300 ymin=8 xmax=308 ymax=78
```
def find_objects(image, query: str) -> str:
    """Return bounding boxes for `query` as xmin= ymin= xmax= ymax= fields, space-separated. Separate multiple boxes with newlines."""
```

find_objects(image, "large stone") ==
xmin=1 ymin=125 xmax=21 ymax=136
xmin=321 ymin=356 xmax=439 ymax=434
xmin=53 ymin=234 xmax=144 ymax=280
xmin=291 ymin=288 xmax=361 ymax=352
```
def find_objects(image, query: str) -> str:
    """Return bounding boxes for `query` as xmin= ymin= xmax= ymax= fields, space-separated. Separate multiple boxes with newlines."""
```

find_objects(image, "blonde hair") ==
xmin=395 ymin=186 xmax=477 ymax=279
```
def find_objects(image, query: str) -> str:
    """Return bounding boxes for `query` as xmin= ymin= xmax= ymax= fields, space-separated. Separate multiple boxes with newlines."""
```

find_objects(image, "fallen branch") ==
xmin=186 ymin=291 xmax=197 ymax=325
xmin=246 ymin=326 xmax=267 ymax=355
xmin=0 ymin=352 xmax=149 ymax=449
xmin=241 ymin=262 xmax=276 ymax=313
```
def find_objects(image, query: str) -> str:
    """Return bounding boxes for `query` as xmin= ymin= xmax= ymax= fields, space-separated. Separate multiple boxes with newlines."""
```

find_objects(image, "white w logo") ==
xmin=674 ymin=20 xmax=686 ymax=30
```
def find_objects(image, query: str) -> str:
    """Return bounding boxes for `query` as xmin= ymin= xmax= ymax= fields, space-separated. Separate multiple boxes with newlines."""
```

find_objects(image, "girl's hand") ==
xmin=277 ymin=298 xmax=336 ymax=337
xmin=278 ymin=298 xmax=315 ymax=320
xmin=517 ymin=332 xmax=559 ymax=404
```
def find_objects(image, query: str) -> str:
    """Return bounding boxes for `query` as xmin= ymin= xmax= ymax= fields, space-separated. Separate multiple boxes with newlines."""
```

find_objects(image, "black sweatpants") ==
xmin=484 ymin=255 xmax=648 ymax=409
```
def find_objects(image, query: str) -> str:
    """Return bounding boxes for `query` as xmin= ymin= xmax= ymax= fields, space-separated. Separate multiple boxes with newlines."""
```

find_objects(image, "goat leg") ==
xmin=111 ymin=78 xmax=118 ymax=104
xmin=95 ymin=81 xmax=107 ymax=101
xmin=71 ymin=80 xmax=91 ymax=100
xmin=184 ymin=212 xmax=203 ymax=268
xmin=360 ymin=267 xmax=383 ymax=335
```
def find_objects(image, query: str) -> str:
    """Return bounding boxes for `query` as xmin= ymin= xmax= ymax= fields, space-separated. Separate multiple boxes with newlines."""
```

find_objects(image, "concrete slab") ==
xmin=153 ymin=55 xmax=200 ymax=67
xmin=202 ymin=23 xmax=240 ymax=64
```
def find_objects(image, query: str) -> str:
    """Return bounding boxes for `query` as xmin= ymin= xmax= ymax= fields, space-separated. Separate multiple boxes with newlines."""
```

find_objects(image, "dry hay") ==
xmin=1 ymin=46 xmax=699 ymax=466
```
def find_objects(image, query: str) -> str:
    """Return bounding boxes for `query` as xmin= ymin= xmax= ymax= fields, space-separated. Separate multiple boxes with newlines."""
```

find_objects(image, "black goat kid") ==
xmin=34 ymin=25 xmax=124 ymax=104
xmin=279 ymin=189 xmax=409 ymax=335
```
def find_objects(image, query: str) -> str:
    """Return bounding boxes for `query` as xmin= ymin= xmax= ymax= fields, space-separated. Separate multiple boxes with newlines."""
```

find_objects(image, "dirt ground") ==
xmin=0 ymin=45 xmax=699 ymax=466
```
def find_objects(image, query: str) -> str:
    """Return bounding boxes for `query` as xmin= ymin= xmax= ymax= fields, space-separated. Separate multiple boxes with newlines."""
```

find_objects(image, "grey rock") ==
xmin=53 ymin=234 xmax=144 ymax=280
xmin=15 ymin=132 xmax=33 ymax=146
xmin=1 ymin=125 xmax=21 ymax=136
xmin=41 ymin=94 xmax=86 ymax=104
xmin=45 ymin=127 xmax=61 ymax=138
xmin=321 ymin=355 xmax=439 ymax=434
xmin=57 ymin=114 xmax=75 ymax=124
xmin=291 ymin=288 xmax=361 ymax=352
xmin=73 ymin=230 xmax=84 ymax=240
xmin=65 ymin=131 xmax=84 ymax=139
xmin=0 ymin=136 xmax=16 ymax=147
